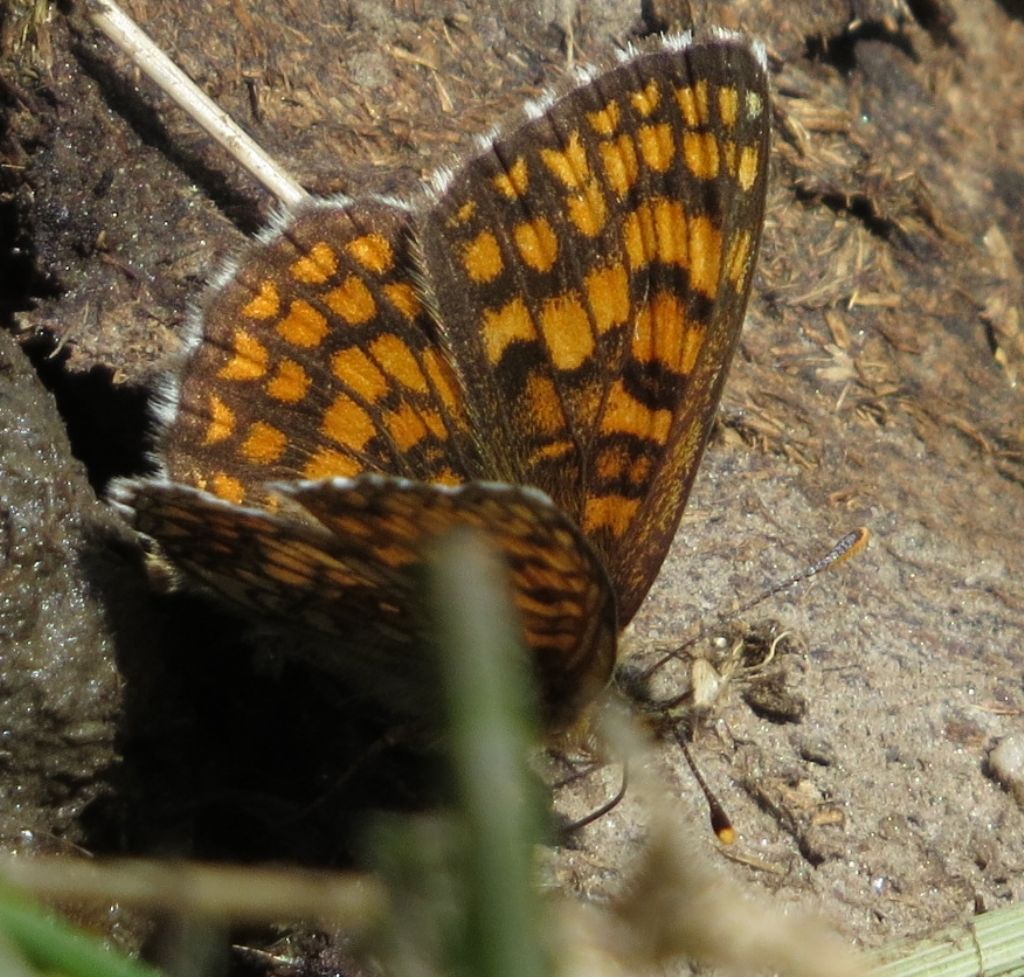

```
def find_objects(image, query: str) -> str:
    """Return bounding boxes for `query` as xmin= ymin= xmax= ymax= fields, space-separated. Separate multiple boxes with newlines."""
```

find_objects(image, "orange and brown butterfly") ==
xmin=111 ymin=30 xmax=770 ymax=730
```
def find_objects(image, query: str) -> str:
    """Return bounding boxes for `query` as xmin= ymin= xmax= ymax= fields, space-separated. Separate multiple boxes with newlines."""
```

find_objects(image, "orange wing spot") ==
xmin=566 ymin=181 xmax=607 ymax=237
xmin=319 ymin=514 xmax=374 ymax=538
xmin=587 ymin=99 xmax=621 ymax=136
xmin=278 ymin=300 xmax=329 ymax=347
xmin=204 ymin=395 xmax=236 ymax=444
xmin=596 ymin=444 xmax=627 ymax=481
xmin=718 ymin=85 xmax=740 ymax=127
xmin=520 ymin=581 xmax=593 ymax=614
xmin=264 ymin=560 xmax=314 ymax=588
xmin=603 ymin=378 xmax=672 ymax=443
xmin=582 ymin=493 xmax=640 ymax=539
xmin=385 ymin=402 xmax=429 ymax=451
xmin=420 ymin=408 xmax=449 ymax=440
xmin=483 ymin=297 xmax=539 ymax=365
xmin=638 ymin=123 xmax=675 ymax=173
xmin=302 ymin=447 xmax=363 ymax=479
xmin=241 ymin=420 xmax=287 ymax=464
xmin=515 ymin=587 xmax=569 ymax=618
xmin=266 ymin=359 xmax=311 ymax=403
xmin=153 ymin=503 xmax=203 ymax=532
xmin=241 ymin=279 xmax=280 ymax=319
xmin=623 ymin=208 xmax=648 ymax=268
xmin=322 ymin=393 xmax=376 ymax=451
xmin=346 ymin=232 xmax=394 ymax=274
xmin=543 ymin=535 xmax=595 ymax=578
xmin=217 ymin=328 xmax=269 ymax=381
xmin=652 ymin=198 xmax=689 ymax=266
xmin=682 ymin=132 xmax=720 ymax=179
xmin=633 ymin=292 xmax=705 ymax=372
xmin=433 ymin=468 xmax=463 ymax=486
xmin=689 ymin=216 xmax=723 ymax=298
xmin=267 ymin=539 xmax=330 ymax=576
xmin=422 ymin=347 xmax=465 ymax=417
xmin=526 ymin=440 xmax=574 ymax=468
xmin=540 ymin=290 xmax=593 ymax=371
xmin=500 ymin=532 xmax=552 ymax=564
xmin=377 ymin=511 xmax=416 ymax=541
xmin=524 ymin=628 xmax=580 ymax=653
xmin=514 ymin=217 xmax=559 ymax=273
xmin=630 ymin=78 xmax=662 ymax=117
xmin=738 ymin=144 xmax=761 ymax=192
xmin=493 ymin=156 xmax=529 ymax=198
xmin=323 ymin=565 xmax=368 ymax=590
xmin=290 ymin=242 xmax=338 ymax=284
xmin=584 ymin=262 xmax=630 ymax=334
xmin=370 ymin=333 xmax=429 ymax=392
xmin=374 ymin=543 xmax=416 ymax=569
xmin=599 ymin=134 xmax=639 ymax=197
xmin=524 ymin=373 xmax=568 ymax=435
xmin=520 ymin=564 xmax=579 ymax=596
xmin=624 ymin=197 xmax=688 ymax=269
xmin=325 ymin=275 xmax=377 ymax=325
xmin=630 ymin=455 xmax=653 ymax=486
xmin=540 ymin=131 xmax=590 ymax=189
xmin=675 ymin=79 xmax=710 ymax=127
xmin=332 ymin=346 xmax=389 ymax=403
xmin=211 ymin=472 xmax=245 ymax=505
xmin=721 ymin=139 xmax=737 ymax=176
xmin=450 ymin=200 xmax=477 ymax=225
xmin=727 ymin=230 xmax=754 ymax=286
xmin=383 ymin=282 xmax=422 ymax=320
xmin=462 ymin=230 xmax=504 ymax=283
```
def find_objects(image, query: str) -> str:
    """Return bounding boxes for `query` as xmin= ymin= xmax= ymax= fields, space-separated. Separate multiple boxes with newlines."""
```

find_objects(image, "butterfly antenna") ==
xmin=637 ymin=526 xmax=870 ymax=682
xmin=733 ymin=525 xmax=870 ymax=618
xmin=631 ymin=528 xmax=870 ymax=839
xmin=671 ymin=725 xmax=736 ymax=843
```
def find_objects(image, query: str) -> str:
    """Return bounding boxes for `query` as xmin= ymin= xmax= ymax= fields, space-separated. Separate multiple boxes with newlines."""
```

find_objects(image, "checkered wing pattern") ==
xmin=159 ymin=200 xmax=485 ymax=505
xmin=419 ymin=37 xmax=769 ymax=623
xmin=124 ymin=476 xmax=615 ymax=726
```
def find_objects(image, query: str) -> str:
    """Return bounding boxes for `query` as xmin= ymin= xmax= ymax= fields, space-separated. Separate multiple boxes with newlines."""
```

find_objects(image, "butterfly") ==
xmin=111 ymin=31 xmax=770 ymax=730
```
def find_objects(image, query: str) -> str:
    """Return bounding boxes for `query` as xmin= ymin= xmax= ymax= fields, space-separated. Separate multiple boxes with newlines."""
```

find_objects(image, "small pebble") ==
xmin=989 ymin=734 xmax=1024 ymax=807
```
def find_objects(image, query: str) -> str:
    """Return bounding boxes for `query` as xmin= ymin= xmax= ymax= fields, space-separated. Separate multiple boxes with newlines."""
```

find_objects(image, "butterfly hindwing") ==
xmin=161 ymin=200 xmax=483 ymax=506
xmin=118 ymin=475 xmax=616 ymax=726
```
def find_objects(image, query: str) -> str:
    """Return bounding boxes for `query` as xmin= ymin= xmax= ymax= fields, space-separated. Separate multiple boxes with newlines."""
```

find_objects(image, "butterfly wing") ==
xmin=157 ymin=199 xmax=486 ymax=505
xmin=418 ymin=35 xmax=770 ymax=624
xmin=115 ymin=475 xmax=616 ymax=727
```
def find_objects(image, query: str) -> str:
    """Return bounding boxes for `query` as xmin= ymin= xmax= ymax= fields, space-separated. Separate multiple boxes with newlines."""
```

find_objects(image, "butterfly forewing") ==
xmin=419 ymin=37 xmax=769 ymax=624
